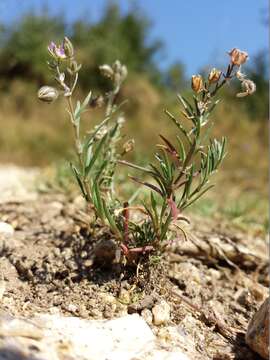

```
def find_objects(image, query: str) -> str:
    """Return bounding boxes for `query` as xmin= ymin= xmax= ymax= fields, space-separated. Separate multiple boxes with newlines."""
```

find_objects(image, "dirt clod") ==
xmin=246 ymin=297 xmax=269 ymax=359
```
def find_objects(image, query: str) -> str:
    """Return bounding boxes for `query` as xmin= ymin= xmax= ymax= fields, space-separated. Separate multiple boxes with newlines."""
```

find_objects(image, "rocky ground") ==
xmin=0 ymin=166 xmax=268 ymax=360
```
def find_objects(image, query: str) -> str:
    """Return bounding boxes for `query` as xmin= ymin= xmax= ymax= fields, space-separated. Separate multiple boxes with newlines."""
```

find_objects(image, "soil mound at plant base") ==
xmin=0 ymin=191 xmax=268 ymax=359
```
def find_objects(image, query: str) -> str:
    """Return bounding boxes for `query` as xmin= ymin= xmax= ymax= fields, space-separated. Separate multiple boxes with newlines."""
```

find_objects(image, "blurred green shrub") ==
xmin=0 ymin=13 xmax=65 ymax=84
xmin=0 ymin=3 xmax=162 ymax=90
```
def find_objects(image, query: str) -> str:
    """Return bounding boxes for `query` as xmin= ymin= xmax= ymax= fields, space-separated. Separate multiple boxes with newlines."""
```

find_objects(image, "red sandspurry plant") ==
xmin=38 ymin=40 xmax=255 ymax=265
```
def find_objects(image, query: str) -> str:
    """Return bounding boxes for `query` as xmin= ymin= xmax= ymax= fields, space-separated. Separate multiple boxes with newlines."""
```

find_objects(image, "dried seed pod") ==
xmin=208 ymin=68 xmax=221 ymax=83
xmin=191 ymin=75 xmax=204 ymax=93
xmin=228 ymin=48 xmax=248 ymax=66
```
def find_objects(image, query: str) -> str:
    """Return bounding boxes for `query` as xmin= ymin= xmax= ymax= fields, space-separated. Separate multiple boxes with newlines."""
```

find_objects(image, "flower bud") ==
xmin=191 ymin=75 xmax=203 ymax=93
xmin=208 ymin=68 xmax=221 ymax=83
xmin=117 ymin=116 xmax=125 ymax=125
xmin=48 ymin=42 xmax=56 ymax=57
xmin=59 ymin=72 xmax=65 ymax=83
xmin=63 ymin=37 xmax=74 ymax=58
xmin=37 ymin=86 xmax=59 ymax=103
xmin=112 ymin=60 xmax=128 ymax=83
xmin=112 ymin=60 xmax=122 ymax=73
xmin=94 ymin=126 xmax=108 ymax=140
xmin=68 ymin=60 xmax=81 ymax=74
xmin=48 ymin=41 xmax=66 ymax=60
xmin=122 ymin=139 xmax=135 ymax=154
xmin=120 ymin=64 xmax=128 ymax=81
xmin=99 ymin=64 xmax=114 ymax=79
xmin=89 ymin=95 xmax=105 ymax=108
xmin=228 ymin=48 xmax=248 ymax=66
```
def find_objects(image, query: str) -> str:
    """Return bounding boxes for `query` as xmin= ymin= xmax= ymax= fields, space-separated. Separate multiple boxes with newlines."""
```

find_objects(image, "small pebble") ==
xmin=0 ymin=222 xmax=14 ymax=236
xmin=152 ymin=301 xmax=171 ymax=326
xmin=81 ymin=251 xmax=88 ymax=259
xmin=118 ymin=289 xmax=130 ymax=304
xmin=66 ymin=304 xmax=78 ymax=314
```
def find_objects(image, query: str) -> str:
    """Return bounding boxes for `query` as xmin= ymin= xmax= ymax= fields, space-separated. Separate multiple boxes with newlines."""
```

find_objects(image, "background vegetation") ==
xmin=0 ymin=3 xmax=268 ymax=231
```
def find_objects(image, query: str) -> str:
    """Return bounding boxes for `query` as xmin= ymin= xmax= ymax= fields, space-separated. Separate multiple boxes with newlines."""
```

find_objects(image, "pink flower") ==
xmin=48 ymin=41 xmax=66 ymax=60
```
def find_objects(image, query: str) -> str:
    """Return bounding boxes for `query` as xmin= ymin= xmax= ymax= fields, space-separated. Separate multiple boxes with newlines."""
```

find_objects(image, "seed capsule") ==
xmin=99 ymin=64 xmax=114 ymax=79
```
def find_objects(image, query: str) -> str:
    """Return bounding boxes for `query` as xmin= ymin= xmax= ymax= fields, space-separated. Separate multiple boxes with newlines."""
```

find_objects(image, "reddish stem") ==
xmin=128 ymin=245 xmax=154 ymax=254
xmin=123 ymin=201 xmax=129 ymax=244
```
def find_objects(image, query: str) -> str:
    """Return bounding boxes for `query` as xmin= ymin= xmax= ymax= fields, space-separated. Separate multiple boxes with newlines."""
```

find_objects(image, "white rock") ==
xmin=157 ymin=326 xmax=198 ymax=358
xmin=152 ymin=301 xmax=171 ymax=326
xmin=39 ymin=313 xmax=154 ymax=359
xmin=0 ymin=222 xmax=14 ymax=236
xmin=0 ymin=313 xmax=193 ymax=360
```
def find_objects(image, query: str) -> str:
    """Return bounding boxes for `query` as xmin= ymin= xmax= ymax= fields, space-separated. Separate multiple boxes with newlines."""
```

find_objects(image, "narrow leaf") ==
xmin=70 ymin=163 xmax=87 ymax=199
xmin=181 ymin=185 xmax=215 ymax=210
xmin=85 ymin=134 xmax=108 ymax=176
xmin=129 ymin=176 xmax=163 ymax=196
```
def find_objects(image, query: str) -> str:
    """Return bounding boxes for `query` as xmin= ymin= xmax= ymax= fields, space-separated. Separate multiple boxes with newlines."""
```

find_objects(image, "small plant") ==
xmin=121 ymin=48 xmax=256 ymax=251
xmin=38 ymin=41 xmax=255 ymax=265
xmin=38 ymin=38 xmax=130 ymax=223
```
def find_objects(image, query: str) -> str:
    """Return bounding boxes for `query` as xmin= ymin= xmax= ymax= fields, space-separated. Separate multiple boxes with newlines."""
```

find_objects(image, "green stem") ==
xmin=105 ymin=85 xmax=120 ymax=117
xmin=66 ymin=96 xmax=92 ymax=202
xmin=210 ymin=64 xmax=235 ymax=98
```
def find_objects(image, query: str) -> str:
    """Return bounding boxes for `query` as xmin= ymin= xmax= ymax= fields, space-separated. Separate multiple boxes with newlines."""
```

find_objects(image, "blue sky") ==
xmin=0 ymin=0 xmax=268 ymax=75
